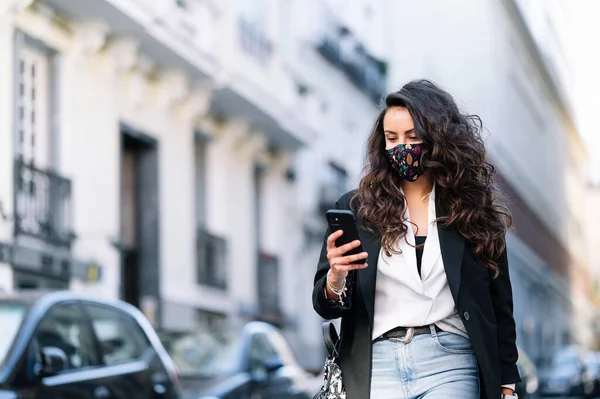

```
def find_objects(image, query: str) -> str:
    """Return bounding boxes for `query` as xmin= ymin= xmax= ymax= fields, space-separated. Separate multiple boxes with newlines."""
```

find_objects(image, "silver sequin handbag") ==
xmin=314 ymin=322 xmax=346 ymax=399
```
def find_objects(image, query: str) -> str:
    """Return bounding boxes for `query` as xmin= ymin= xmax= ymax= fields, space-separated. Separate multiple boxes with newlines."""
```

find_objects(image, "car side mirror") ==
xmin=40 ymin=346 xmax=69 ymax=377
xmin=263 ymin=355 xmax=284 ymax=373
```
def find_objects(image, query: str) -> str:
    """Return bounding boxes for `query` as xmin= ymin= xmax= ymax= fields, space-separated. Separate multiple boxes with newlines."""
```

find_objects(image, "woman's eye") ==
xmin=409 ymin=136 xmax=418 ymax=140
xmin=387 ymin=137 xmax=397 ymax=142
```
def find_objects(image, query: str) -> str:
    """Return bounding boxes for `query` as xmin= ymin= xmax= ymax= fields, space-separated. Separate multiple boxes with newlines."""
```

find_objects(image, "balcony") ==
xmin=13 ymin=158 xmax=74 ymax=248
xmin=257 ymin=251 xmax=283 ymax=325
xmin=317 ymin=26 xmax=387 ymax=104
xmin=44 ymin=0 xmax=219 ymax=79
xmin=196 ymin=228 xmax=228 ymax=290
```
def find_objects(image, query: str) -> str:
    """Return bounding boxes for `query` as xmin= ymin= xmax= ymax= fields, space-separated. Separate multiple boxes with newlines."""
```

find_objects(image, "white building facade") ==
xmin=384 ymin=0 xmax=591 ymax=360
xmin=0 ymin=0 xmax=389 ymax=373
xmin=2 ymin=0 xmax=589 ymax=373
xmin=284 ymin=0 xmax=387 ymax=370
xmin=0 ymin=0 xmax=320 ymax=334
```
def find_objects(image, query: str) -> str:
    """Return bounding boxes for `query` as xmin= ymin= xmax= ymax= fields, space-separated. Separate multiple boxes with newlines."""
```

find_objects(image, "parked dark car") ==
xmin=159 ymin=321 xmax=315 ymax=399
xmin=0 ymin=290 xmax=182 ymax=399
xmin=583 ymin=352 xmax=600 ymax=397
xmin=515 ymin=347 xmax=539 ymax=399
xmin=538 ymin=345 xmax=594 ymax=398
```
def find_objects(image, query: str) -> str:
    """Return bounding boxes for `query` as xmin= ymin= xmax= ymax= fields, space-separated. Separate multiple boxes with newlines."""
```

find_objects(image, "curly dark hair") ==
xmin=352 ymin=79 xmax=512 ymax=277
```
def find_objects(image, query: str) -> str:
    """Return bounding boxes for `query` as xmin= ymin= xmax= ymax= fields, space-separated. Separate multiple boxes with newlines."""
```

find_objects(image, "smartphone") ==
xmin=325 ymin=209 xmax=366 ymax=264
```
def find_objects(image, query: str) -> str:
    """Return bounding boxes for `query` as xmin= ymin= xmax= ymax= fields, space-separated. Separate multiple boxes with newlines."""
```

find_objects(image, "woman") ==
xmin=313 ymin=80 xmax=520 ymax=399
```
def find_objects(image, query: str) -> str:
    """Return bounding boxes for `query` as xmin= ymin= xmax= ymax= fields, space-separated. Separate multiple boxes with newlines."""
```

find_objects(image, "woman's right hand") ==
xmin=326 ymin=230 xmax=369 ymax=290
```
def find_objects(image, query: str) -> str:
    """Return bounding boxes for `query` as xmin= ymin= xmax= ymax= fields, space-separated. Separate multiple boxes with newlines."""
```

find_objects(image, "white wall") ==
xmin=0 ymin=3 xmax=306 ymax=336
xmin=0 ymin=11 xmax=16 ymax=292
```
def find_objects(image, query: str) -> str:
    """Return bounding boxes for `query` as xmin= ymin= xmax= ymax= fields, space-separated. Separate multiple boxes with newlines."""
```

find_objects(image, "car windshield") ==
xmin=0 ymin=304 xmax=27 ymax=366
xmin=160 ymin=330 xmax=241 ymax=377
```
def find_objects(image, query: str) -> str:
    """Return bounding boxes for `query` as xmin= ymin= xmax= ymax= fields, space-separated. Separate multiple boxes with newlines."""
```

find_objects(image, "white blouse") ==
xmin=372 ymin=186 xmax=467 ymax=340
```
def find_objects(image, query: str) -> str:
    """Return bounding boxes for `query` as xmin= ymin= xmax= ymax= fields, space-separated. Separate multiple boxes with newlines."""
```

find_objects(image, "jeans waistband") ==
xmin=380 ymin=324 xmax=443 ymax=343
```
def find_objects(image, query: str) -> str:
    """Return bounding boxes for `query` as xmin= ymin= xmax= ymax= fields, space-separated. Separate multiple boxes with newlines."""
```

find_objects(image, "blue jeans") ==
xmin=370 ymin=325 xmax=480 ymax=399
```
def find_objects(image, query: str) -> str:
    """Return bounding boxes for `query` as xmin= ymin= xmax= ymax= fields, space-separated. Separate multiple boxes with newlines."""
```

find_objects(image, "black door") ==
xmin=26 ymin=302 xmax=105 ymax=399
xmin=84 ymin=303 xmax=176 ymax=399
xmin=247 ymin=333 xmax=296 ymax=399
xmin=119 ymin=129 xmax=160 ymax=324
xmin=120 ymin=137 xmax=142 ymax=310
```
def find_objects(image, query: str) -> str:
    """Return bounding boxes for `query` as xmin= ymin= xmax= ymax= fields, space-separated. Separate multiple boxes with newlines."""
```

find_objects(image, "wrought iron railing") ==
xmin=317 ymin=35 xmax=342 ymax=66
xmin=316 ymin=27 xmax=387 ymax=104
xmin=13 ymin=158 xmax=74 ymax=248
xmin=238 ymin=18 xmax=273 ymax=66
xmin=196 ymin=228 xmax=228 ymax=289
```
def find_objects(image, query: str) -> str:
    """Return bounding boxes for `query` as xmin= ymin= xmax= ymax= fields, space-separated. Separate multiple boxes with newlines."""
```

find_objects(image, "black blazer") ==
xmin=312 ymin=189 xmax=521 ymax=399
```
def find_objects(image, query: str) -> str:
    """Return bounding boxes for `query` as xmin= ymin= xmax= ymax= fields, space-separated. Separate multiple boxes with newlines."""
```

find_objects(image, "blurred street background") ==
xmin=0 ymin=0 xmax=600 ymax=398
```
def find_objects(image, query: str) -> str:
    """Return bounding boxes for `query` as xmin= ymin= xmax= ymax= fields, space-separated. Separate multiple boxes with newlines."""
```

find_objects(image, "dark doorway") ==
xmin=119 ymin=128 xmax=160 ymax=322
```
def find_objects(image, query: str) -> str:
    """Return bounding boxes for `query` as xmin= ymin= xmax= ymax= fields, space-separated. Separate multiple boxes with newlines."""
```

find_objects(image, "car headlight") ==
xmin=197 ymin=396 xmax=220 ymax=399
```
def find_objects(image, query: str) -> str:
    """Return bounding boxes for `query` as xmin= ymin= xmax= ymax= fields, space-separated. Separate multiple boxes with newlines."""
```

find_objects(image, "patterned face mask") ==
xmin=386 ymin=143 xmax=425 ymax=182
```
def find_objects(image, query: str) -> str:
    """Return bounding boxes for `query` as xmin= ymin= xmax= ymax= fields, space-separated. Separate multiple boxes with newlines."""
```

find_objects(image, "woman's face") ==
xmin=383 ymin=106 xmax=423 ymax=150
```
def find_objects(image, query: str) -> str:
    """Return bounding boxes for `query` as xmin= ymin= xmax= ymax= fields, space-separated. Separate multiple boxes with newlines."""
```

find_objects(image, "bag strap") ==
xmin=322 ymin=321 xmax=341 ymax=357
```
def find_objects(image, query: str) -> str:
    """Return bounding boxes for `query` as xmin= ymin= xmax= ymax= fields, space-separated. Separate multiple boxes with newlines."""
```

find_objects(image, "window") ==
xmin=248 ymin=333 xmax=278 ymax=371
xmin=15 ymin=34 xmax=54 ymax=168
xmin=329 ymin=162 xmax=348 ymax=194
xmin=321 ymin=162 xmax=348 ymax=205
xmin=194 ymin=135 xmax=208 ymax=226
xmin=195 ymin=309 xmax=227 ymax=331
xmin=85 ymin=305 xmax=151 ymax=366
xmin=257 ymin=252 xmax=280 ymax=315
xmin=160 ymin=330 xmax=241 ymax=376
xmin=237 ymin=0 xmax=272 ymax=65
xmin=34 ymin=303 xmax=98 ymax=371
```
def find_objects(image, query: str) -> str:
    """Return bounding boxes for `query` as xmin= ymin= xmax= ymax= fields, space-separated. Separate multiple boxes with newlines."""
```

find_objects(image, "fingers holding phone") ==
xmin=326 ymin=230 xmax=368 ymax=281
xmin=325 ymin=229 xmax=368 ymax=302
xmin=325 ymin=209 xmax=369 ymax=290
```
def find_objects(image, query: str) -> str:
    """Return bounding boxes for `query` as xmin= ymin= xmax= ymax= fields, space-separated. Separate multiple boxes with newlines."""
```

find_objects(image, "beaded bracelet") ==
xmin=326 ymin=269 xmax=347 ymax=305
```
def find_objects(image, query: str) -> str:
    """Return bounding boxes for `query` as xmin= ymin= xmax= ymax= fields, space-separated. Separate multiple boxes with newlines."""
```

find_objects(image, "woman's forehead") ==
xmin=383 ymin=107 xmax=413 ymax=132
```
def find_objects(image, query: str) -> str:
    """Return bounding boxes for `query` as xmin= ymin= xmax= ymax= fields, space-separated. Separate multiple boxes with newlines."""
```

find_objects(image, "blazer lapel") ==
xmin=396 ymin=209 xmax=423 ymax=292
xmin=420 ymin=190 xmax=441 ymax=282
xmin=435 ymin=186 xmax=465 ymax=300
